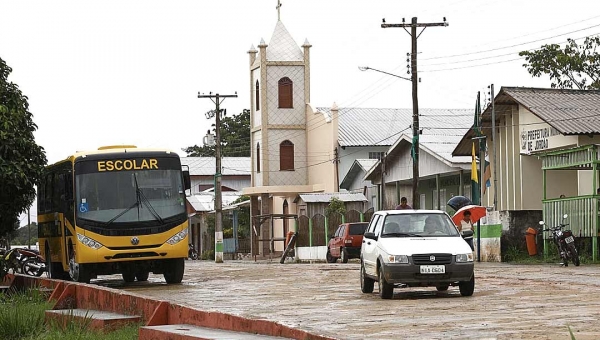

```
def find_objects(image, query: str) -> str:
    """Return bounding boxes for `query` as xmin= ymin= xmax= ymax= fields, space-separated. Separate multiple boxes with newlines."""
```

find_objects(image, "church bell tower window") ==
xmin=278 ymin=77 xmax=293 ymax=109
xmin=255 ymin=80 xmax=260 ymax=111
xmin=280 ymin=140 xmax=294 ymax=171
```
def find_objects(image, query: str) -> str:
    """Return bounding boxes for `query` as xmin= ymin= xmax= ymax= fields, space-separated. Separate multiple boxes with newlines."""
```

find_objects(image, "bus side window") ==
xmin=52 ymin=172 xmax=62 ymax=212
xmin=38 ymin=176 xmax=46 ymax=214
xmin=44 ymin=173 xmax=53 ymax=213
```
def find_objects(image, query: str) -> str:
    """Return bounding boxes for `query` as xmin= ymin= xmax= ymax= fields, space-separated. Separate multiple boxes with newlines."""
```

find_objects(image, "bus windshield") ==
xmin=76 ymin=169 xmax=185 ymax=224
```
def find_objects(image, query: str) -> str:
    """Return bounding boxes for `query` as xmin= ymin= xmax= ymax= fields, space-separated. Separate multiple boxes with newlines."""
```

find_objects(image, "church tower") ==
xmin=248 ymin=8 xmax=311 ymax=188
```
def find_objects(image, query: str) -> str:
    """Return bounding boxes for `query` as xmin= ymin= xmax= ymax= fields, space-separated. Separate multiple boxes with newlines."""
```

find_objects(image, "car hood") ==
xmin=377 ymin=236 xmax=472 ymax=255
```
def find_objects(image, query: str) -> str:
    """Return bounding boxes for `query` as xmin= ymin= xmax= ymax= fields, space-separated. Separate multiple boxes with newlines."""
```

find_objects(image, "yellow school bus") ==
xmin=38 ymin=146 xmax=191 ymax=283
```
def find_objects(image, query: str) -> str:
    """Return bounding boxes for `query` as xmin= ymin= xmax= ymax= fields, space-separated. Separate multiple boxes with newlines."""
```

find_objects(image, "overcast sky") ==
xmin=4 ymin=0 xmax=600 ymax=225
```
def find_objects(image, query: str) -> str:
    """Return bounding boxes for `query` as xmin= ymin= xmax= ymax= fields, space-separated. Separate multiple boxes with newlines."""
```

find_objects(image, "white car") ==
xmin=360 ymin=210 xmax=475 ymax=299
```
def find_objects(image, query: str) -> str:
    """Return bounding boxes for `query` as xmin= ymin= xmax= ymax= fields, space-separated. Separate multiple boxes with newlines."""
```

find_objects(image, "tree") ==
xmin=0 ymin=58 xmax=47 ymax=237
xmin=184 ymin=109 xmax=250 ymax=157
xmin=519 ymin=36 xmax=600 ymax=90
xmin=325 ymin=197 xmax=346 ymax=217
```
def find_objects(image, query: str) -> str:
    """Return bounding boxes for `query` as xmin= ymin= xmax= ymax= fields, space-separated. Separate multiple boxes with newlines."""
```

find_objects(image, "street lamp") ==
xmin=359 ymin=65 xmax=419 ymax=209
xmin=358 ymin=66 xmax=412 ymax=82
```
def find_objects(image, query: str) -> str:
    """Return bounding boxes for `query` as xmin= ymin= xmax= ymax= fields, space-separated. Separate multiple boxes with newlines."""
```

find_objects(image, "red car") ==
xmin=326 ymin=222 xmax=369 ymax=263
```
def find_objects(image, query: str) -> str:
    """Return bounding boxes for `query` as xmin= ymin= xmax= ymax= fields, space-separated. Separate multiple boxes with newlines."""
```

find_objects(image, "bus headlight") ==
xmin=77 ymin=233 xmax=104 ymax=250
xmin=166 ymin=229 xmax=188 ymax=245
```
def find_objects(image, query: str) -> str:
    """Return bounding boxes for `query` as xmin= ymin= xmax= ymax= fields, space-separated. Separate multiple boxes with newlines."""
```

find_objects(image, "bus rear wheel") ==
xmin=163 ymin=258 xmax=184 ymax=284
xmin=45 ymin=245 xmax=68 ymax=280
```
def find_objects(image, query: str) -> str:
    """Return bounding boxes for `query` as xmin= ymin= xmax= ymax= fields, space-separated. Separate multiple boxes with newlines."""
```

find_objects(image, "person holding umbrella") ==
xmin=458 ymin=210 xmax=474 ymax=251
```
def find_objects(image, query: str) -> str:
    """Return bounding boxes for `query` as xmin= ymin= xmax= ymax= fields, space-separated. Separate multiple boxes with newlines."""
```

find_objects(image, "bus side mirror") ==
xmin=183 ymin=170 xmax=191 ymax=191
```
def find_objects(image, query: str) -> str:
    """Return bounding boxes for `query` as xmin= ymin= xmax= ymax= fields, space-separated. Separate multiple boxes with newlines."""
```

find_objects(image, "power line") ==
xmin=421 ymin=22 xmax=600 ymax=61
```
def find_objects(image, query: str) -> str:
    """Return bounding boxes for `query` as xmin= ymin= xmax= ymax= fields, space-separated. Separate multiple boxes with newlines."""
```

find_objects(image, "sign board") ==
xmin=520 ymin=124 xmax=562 ymax=154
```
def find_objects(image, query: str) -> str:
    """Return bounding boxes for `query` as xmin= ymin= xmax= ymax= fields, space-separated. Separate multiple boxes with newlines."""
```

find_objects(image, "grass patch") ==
xmin=29 ymin=323 xmax=139 ymax=340
xmin=0 ymin=288 xmax=52 ymax=340
xmin=1 ymin=288 xmax=139 ymax=340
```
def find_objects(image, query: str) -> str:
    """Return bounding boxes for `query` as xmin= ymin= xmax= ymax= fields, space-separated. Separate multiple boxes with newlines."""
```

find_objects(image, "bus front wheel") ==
xmin=163 ymin=258 xmax=184 ymax=284
xmin=68 ymin=245 xmax=91 ymax=283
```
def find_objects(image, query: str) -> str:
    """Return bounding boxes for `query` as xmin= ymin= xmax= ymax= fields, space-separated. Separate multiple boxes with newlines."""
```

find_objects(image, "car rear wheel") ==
xmin=459 ymin=274 xmax=475 ymax=296
xmin=378 ymin=265 xmax=394 ymax=299
xmin=341 ymin=248 xmax=349 ymax=263
xmin=360 ymin=262 xmax=374 ymax=293
xmin=326 ymin=250 xmax=337 ymax=263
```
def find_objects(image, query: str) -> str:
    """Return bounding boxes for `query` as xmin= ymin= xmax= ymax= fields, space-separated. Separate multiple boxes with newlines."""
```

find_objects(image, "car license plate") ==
xmin=565 ymin=236 xmax=574 ymax=244
xmin=420 ymin=265 xmax=445 ymax=274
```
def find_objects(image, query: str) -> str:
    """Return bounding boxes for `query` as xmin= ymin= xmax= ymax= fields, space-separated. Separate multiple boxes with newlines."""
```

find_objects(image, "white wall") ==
xmin=339 ymin=146 xmax=388 ymax=183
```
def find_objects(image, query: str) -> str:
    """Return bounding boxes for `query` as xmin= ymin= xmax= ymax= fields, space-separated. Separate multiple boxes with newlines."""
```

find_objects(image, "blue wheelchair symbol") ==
xmin=79 ymin=202 xmax=88 ymax=213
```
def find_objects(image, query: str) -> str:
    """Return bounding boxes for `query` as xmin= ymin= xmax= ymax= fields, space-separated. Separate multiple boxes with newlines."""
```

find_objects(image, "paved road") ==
xmin=94 ymin=260 xmax=600 ymax=340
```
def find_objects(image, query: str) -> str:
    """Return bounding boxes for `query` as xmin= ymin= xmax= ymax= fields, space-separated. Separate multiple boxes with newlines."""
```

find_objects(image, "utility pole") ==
xmin=490 ymin=84 xmax=498 ymax=211
xmin=382 ymin=17 xmax=448 ymax=209
xmin=197 ymin=92 xmax=237 ymax=263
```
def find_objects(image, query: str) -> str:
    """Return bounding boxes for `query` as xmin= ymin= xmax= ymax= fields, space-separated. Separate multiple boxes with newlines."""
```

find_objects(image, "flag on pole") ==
xmin=471 ymin=142 xmax=480 ymax=205
xmin=483 ymin=152 xmax=491 ymax=194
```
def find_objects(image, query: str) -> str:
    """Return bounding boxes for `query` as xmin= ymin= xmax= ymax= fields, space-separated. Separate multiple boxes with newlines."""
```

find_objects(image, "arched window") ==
xmin=280 ymin=140 xmax=294 ymax=171
xmin=255 ymin=80 xmax=260 ymax=111
xmin=256 ymin=142 xmax=260 ymax=173
xmin=278 ymin=77 xmax=293 ymax=108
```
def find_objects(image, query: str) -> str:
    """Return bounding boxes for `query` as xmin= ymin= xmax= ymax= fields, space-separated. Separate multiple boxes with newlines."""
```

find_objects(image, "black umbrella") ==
xmin=447 ymin=195 xmax=473 ymax=211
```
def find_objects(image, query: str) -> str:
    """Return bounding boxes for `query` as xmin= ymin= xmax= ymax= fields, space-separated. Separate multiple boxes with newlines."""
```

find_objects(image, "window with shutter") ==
xmin=278 ymin=77 xmax=293 ymax=108
xmin=255 ymin=80 xmax=260 ymax=111
xmin=256 ymin=143 xmax=260 ymax=173
xmin=280 ymin=140 xmax=294 ymax=171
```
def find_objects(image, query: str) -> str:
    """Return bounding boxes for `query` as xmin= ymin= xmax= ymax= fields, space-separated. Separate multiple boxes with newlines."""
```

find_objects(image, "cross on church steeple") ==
xmin=276 ymin=0 xmax=282 ymax=21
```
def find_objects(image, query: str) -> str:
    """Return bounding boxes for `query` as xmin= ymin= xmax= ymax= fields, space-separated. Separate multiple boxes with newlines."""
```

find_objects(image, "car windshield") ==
xmin=349 ymin=223 xmax=368 ymax=235
xmin=381 ymin=213 xmax=459 ymax=237
xmin=75 ymin=169 xmax=185 ymax=224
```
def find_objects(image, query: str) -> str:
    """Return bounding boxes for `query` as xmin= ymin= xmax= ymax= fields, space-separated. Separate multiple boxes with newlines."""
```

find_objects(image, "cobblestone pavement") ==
xmin=93 ymin=260 xmax=600 ymax=340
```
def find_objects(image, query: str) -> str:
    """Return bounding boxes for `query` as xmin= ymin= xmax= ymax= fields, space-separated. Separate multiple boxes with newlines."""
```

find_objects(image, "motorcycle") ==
xmin=188 ymin=244 xmax=198 ymax=260
xmin=2 ymin=248 xmax=46 ymax=276
xmin=539 ymin=214 xmax=580 ymax=267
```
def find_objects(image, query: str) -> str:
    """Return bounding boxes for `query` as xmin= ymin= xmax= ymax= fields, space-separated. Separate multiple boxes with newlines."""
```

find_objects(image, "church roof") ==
xmin=266 ymin=21 xmax=303 ymax=61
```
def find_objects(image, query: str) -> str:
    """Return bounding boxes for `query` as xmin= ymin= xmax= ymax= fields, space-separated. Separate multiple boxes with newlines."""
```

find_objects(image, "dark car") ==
xmin=327 ymin=222 xmax=369 ymax=263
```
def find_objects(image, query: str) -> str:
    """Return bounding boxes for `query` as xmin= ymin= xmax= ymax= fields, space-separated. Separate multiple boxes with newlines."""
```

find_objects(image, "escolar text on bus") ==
xmin=97 ymin=159 xmax=158 ymax=172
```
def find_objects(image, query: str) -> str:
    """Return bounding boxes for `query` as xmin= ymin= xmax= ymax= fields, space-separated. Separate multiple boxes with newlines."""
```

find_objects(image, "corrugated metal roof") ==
xmin=452 ymin=87 xmax=600 ymax=157
xmin=502 ymin=87 xmax=600 ymax=135
xmin=186 ymin=192 xmax=243 ymax=212
xmin=298 ymin=192 xmax=367 ymax=203
xmin=181 ymin=157 xmax=251 ymax=176
xmin=339 ymin=159 xmax=378 ymax=189
xmin=317 ymin=107 xmax=473 ymax=148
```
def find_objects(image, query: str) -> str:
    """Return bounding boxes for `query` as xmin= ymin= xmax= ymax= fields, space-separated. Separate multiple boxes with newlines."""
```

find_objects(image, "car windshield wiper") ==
xmin=382 ymin=232 xmax=423 ymax=238
xmin=102 ymin=173 xmax=164 ymax=227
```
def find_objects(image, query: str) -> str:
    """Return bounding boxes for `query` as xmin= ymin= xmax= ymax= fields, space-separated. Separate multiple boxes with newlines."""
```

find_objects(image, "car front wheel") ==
xmin=459 ymin=274 xmax=475 ymax=296
xmin=378 ymin=264 xmax=394 ymax=299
